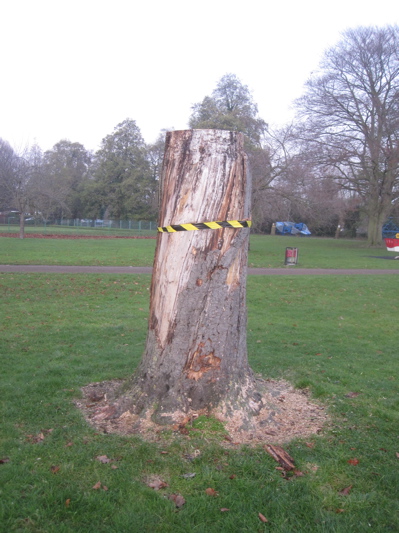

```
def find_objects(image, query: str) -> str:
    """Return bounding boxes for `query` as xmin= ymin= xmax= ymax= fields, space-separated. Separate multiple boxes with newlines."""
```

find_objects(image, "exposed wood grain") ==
xmin=265 ymin=445 xmax=296 ymax=471
xmin=118 ymin=129 xmax=260 ymax=424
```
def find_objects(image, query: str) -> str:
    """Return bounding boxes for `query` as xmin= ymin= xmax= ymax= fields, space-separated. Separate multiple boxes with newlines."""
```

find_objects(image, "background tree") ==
xmin=295 ymin=25 xmax=399 ymax=245
xmin=42 ymin=140 xmax=92 ymax=220
xmin=0 ymin=139 xmax=17 ymax=210
xmin=189 ymin=74 xmax=268 ymax=148
xmin=250 ymin=126 xmax=297 ymax=232
xmin=146 ymin=131 xmax=167 ymax=215
xmin=246 ymin=123 xmax=348 ymax=235
xmin=93 ymin=119 xmax=156 ymax=220
xmin=0 ymin=140 xmax=38 ymax=238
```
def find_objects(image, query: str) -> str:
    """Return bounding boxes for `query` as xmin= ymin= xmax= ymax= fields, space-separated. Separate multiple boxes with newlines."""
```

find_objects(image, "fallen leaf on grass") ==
xmin=348 ymin=458 xmax=359 ymax=465
xmin=0 ymin=457 xmax=10 ymax=464
xmin=205 ymin=487 xmax=219 ymax=497
xmin=168 ymin=493 xmax=186 ymax=508
xmin=335 ymin=508 xmax=345 ymax=513
xmin=65 ymin=442 xmax=74 ymax=447
xmin=258 ymin=512 xmax=268 ymax=523
xmin=65 ymin=499 xmax=71 ymax=507
xmin=306 ymin=442 xmax=315 ymax=448
xmin=345 ymin=392 xmax=360 ymax=398
xmin=396 ymin=452 xmax=399 ymax=459
xmin=96 ymin=455 xmax=111 ymax=463
xmin=183 ymin=449 xmax=201 ymax=461
xmin=26 ymin=433 xmax=45 ymax=444
xmin=220 ymin=508 xmax=230 ymax=512
xmin=50 ymin=465 xmax=60 ymax=474
xmin=182 ymin=473 xmax=196 ymax=479
xmin=147 ymin=478 xmax=168 ymax=490
xmin=92 ymin=481 xmax=102 ymax=490
xmin=339 ymin=485 xmax=353 ymax=496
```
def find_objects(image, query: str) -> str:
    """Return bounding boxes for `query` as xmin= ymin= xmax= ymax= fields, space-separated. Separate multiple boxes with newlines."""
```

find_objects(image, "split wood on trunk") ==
xmin=116 ymin=129 xmax=263 ymax=427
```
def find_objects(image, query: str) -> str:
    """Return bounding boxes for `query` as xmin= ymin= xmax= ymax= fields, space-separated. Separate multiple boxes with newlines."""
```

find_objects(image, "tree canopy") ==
xmin=92 ymin=119 xmax=157 ymax=220
xmin=189 ymin=74 xmax=267 ymax=148
xmin=42 ymin=140 xmax=92 ymax=220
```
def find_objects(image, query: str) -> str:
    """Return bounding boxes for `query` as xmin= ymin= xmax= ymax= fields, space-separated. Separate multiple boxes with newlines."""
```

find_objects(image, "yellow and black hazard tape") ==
xmin=158 ymin=220 xmax=252 ymax=233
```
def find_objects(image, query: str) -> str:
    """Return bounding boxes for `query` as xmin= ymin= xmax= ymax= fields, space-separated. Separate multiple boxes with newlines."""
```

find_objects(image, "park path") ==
xmin=0 ymin=265 xmax=398 ymax=275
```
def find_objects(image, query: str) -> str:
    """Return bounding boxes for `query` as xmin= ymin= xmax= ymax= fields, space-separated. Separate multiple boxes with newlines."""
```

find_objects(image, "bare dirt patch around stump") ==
xmin=74 ymin=378 xmax=328 ymax=446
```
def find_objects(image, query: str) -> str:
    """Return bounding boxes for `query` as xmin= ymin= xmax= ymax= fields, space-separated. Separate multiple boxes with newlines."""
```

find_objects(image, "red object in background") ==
xmin=285 ymin=247 xmax=298 ymax=265
xmin=384 ymin=238 xmax=399 ymax=251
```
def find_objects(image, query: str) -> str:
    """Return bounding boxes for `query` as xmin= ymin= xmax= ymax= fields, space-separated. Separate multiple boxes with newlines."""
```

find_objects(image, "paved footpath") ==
xmin=0 ymin=265 xmax=398 ymax=275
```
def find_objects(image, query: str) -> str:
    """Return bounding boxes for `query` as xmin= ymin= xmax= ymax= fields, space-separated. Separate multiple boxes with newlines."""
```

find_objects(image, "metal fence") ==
xmin=0 ymin=217 xmax=158 ymax=236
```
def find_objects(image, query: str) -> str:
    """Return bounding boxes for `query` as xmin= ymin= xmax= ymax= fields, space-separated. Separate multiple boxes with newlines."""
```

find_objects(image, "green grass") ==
xmin=1 ymin=272 xmax=399 ymax=532
xmin=248 ymin=235 xmax=399 ymax=269
xmin=0 ymin=237 xmax=156 ymax=267
xmin=1 ymin=234 xmax=399 ymax=269
xmin=0 ymin=223 xmax=156 ymax=237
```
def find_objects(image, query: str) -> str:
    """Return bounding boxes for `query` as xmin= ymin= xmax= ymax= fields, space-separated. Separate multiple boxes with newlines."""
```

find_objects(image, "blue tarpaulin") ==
xmin=382 ymin=219 xmax=399 ymax=238
xmin=275 ymin=222 xmax=311 ymax=236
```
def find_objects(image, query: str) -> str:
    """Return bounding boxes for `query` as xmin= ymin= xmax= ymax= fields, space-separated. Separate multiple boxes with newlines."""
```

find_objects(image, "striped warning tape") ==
xmin=158 ymin=220 xmax=252 ymax=233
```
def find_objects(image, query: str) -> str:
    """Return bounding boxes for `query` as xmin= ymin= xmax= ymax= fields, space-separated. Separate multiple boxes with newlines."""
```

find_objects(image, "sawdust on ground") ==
xmin=75 ymin=377 xmax=328 ymax=446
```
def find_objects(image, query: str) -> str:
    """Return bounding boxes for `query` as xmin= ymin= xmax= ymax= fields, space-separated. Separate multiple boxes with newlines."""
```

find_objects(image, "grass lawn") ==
xmin=1 ymin=272 xmax=398 ymax=532
xmin=0 ymin=223 xmax=156 ymax=237
xmin=0 ymin=237 xmax=156 ymax=267
xmin=1 ymin=234 xmax=399 ymax=269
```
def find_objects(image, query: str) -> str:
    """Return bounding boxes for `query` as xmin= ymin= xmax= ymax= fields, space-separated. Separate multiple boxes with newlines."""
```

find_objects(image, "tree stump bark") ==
xmin=117 ymin=129 xmax=263 ymax=427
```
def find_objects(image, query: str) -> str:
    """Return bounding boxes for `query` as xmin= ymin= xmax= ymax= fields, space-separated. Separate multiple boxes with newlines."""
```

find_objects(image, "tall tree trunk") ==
xmin=367 ymin=208 xmax=388 ymax=246
xmin=19 ymin=212 xmax=25 ymax=239
xmin=116 ymin=129 xmax=262 ymax=426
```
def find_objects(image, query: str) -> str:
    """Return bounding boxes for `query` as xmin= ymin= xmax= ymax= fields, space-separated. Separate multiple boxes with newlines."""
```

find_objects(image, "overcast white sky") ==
xmin=1 ymin=0 xmax=397 ymax=153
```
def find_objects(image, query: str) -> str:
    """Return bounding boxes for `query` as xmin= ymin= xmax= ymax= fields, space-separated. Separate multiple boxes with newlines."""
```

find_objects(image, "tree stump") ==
xmin=116 ymin=129 xmax=263 ymax=427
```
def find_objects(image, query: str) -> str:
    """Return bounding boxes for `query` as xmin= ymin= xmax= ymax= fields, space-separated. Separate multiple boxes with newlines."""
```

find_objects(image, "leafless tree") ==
xmin=295 ymin=26 xmax=399 ymax=245
xmin=250 ymin=125 xmax=348 ymax=235
xmin=0 ymin=139 xmax=37 ymax=238
xmin=0 ymin=139 xmax=73 ymax=236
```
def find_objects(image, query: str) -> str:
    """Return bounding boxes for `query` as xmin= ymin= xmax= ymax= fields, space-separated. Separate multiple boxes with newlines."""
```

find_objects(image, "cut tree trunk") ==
xmin=116 ymin=129 xmax=263 ymax=427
